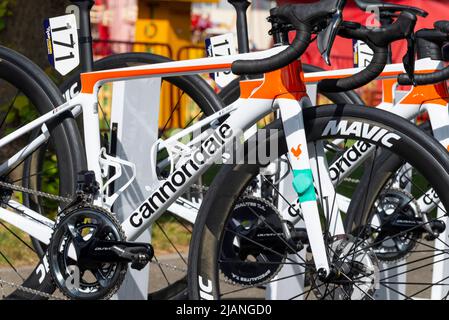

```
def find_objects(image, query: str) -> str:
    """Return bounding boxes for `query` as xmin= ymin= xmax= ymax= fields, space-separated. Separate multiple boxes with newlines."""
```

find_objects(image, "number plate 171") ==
xmin=44 ymin=14 xmax=80 ymax=76
xmin=205 ymin=33 xmax=237 ymax=88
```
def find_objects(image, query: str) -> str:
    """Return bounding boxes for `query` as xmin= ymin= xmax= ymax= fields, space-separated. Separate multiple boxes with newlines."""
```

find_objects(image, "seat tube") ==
xmin=70 ymin=0 xmax=95 ymax=72
xmin=278 ymin=97 xmax=330 ymax=276
xmin=78 ymin=93 xmax=103 ymax=204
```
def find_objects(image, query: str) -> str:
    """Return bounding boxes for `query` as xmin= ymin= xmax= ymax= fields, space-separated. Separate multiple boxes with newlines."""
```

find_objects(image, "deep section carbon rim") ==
xmin=188 ymin=105 xmax=449 ymax=300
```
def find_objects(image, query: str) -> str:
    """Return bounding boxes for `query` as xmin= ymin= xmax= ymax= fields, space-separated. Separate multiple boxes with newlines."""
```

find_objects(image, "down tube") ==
xmin=121 ymin=98 xmax=274 ymax=241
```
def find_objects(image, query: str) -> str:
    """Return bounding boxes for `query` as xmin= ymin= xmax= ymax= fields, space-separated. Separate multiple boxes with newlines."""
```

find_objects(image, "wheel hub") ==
xmin=311 ymin=235 xmax=379 ymax=300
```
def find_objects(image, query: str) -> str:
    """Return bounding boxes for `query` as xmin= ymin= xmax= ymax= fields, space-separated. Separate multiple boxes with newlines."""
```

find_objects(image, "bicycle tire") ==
xmin=188 ymin=104 xmax=449 ymax=300
xmin=0 ymin=46 xmax=85 ymax=300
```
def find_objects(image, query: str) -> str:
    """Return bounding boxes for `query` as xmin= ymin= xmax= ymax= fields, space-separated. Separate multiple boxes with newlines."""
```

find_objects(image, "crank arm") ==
xmin=79 ymin=239 xmax=154 ymax=270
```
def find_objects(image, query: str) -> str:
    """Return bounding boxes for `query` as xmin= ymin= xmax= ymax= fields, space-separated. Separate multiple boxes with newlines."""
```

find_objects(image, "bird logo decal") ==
xmin=291 ymin=144 xmax=302 ymax=159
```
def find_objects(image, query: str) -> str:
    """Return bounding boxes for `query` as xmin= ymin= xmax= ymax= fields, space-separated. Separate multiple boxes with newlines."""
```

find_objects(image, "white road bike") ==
xmin=0 ymin=0 xmax=448 ymax=301
xmin=188 ymin=0 xmax=449 ymax=300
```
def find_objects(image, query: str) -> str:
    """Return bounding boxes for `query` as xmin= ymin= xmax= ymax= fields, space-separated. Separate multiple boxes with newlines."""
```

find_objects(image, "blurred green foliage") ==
xmin=0 ymin=0 xmax=13 ymax=32
xmin=0 ymin=91 xmax=59 ymax=215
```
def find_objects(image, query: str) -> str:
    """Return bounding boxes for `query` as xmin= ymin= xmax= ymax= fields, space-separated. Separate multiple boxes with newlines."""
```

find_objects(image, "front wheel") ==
xmin=188 ymin=104 xmax=449 ymax=300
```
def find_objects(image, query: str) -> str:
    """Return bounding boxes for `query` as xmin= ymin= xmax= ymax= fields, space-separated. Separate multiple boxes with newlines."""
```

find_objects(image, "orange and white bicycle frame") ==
xmin=2 ymin=41 xmax=448 ymax=286
xmin=0 ymin=45 xmax=344 ymax=277
xmin=262 ymin=57 xmax=449 ymax=300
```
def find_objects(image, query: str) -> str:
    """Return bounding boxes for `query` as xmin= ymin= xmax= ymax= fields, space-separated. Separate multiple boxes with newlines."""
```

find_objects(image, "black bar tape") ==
xmin=397 ymin=20 xmax=449 ymax=85
xmin=231 ymin=28 xmax=311 ymax=75
xmin=398 ymin=66 xmax=449 ymax=85
xmin=318 ymin=47 xmax=388 ymax=92
xmin=435 ymin=21 xmax=449 ymax=34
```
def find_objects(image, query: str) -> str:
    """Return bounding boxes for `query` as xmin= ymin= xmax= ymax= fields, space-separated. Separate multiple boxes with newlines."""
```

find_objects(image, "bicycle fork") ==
xmin=277 ymin=96 xmax=338 ymax=277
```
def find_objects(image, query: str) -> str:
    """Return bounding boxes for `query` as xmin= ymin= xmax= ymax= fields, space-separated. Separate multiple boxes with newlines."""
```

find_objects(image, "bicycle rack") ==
xmin=108 ymin=77 xmax=162 ymax=300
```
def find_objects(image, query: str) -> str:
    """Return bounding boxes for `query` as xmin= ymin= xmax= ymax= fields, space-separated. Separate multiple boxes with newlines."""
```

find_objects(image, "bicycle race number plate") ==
xmin=353 ymin=40 xmax=374 ymax=68
xmin=205 ymin=33 xmax=237 ymax=88
xmin=44 ymin=14 xmax=80 ymax=76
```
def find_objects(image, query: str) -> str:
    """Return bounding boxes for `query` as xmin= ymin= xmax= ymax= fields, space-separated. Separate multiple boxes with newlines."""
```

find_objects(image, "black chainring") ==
xmin=219 ymin=196 xmax=288 ymax=286
xmin=48 ymin=205 xmax=128 ymax=300
xmin=368 ymin=189 xmax=421 ymax=262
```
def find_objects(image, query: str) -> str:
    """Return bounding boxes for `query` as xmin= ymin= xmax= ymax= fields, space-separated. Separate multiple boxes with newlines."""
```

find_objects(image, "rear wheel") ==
xmin=0 ymin=46 xmax=84 ymax=299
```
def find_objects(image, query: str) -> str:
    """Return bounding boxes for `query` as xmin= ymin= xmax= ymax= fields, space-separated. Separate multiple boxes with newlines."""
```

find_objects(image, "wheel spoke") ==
xmin=155 ymin=222 xmax=187 ymax=266
xmin=224 ymin=227 xmax=297 ymax=265
xmin=260 ymin=174 xmax=303 ymax=220
xmin=0 ymin=90 xmax=19 ymax=132
xmin=235 ymin=204 xmax=307 ymax=266
xmin=408 ymin=274 xmax=449 ymax=299
xmin=344 ymin=212 xmax=447 ymax=261
xmin=379 ymin=282 xmax=412 ymax=300
xmin=218 ymin=259 xmax=306 ymax=266
xmin=380 ymin=255 xmax=449 ymax=281
xmin=401 ymin=173 xmax=448 ymax=215
xmin=169 ymin=213 xmax=192 ymax=234
xmin=0 ymin=249 xmax=24 ymax=281
xmin=0 ymin=221 xmax=35 ymax=253
xmin=160 ymin=91 xmax=186 ymax=136
xmin=12 ymin=166 xmax=58 ymax=184
xmin=152 ymin=254 xmax=171 ymax=286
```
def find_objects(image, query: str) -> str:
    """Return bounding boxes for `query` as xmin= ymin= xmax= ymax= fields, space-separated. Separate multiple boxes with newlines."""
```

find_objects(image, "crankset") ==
xmin=76 ymin=238 xmax=154 ymax=271
xmin=48 ymin=204 xmax=153 ymax=300
xmin=220 ymin=196 xmax=307 ymax=286
xmin=368 ymin=188 xmax=445 ymax=262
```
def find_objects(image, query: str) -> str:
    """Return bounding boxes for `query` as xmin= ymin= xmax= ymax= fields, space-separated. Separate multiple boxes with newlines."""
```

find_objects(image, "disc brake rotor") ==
xmin=311 ymin=235 xmax=379 ymax=300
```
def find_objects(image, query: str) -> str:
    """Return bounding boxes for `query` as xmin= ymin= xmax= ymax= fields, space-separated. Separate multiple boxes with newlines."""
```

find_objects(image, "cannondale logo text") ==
xmin=129 ymin=123 xmax=233 ymax=228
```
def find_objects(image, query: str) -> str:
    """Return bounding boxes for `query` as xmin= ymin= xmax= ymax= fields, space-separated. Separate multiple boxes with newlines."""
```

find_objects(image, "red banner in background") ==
xmin=278 ymin=0 xmax=449 ymax=70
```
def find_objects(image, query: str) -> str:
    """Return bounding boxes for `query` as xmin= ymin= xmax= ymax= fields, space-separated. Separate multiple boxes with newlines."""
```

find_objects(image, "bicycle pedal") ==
xmin=111 ymin=244 xmax=154 ymax=271
xmin=78 ymin=238 xmax=154 ymax=271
